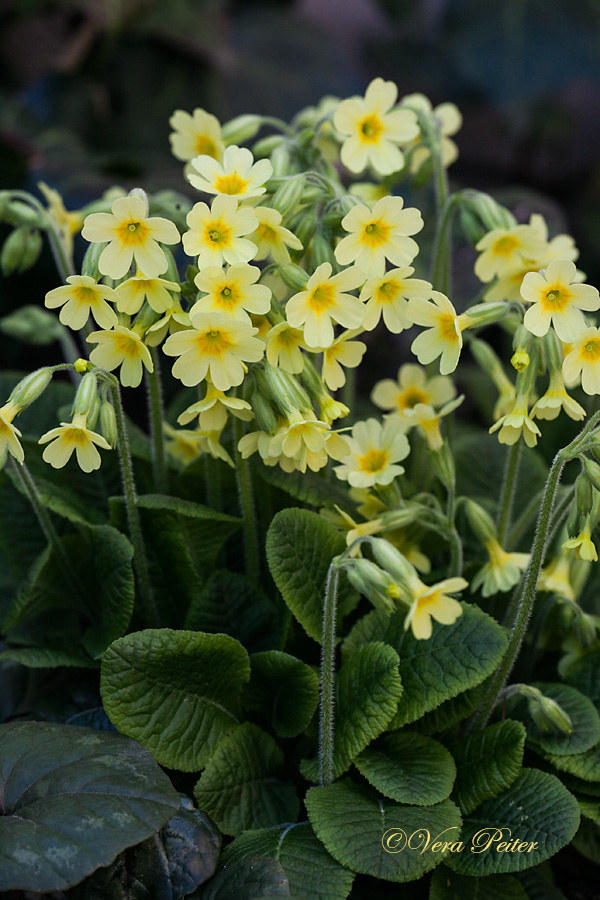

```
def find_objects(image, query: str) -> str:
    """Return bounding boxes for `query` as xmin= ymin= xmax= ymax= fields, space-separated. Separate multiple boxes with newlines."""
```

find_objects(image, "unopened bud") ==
xmin=251 ymin=388 xmax=278 ymax=434
xmin=345 ymin=558 xmax=398 ymax=613
xmin=459 ymin=204 xmax=487 ymax=246
xmin=0 ymin=305 xmax=63 ymax=345
xmin=263 ymin=363 xmax=311 ymax=415
xmin=309 ymin=231 xmax=337 ymax=270
xmin=529 ymin=691 xmax=572 ymax=735
xmin=1 ymin=227 xmax=42 ymax=275
xmin=8 ymin=368 xmax=52 ymax=412
xmin=100 ymin=401 xmax=118 ymax=447
xmin=583 ymin=458 xmax=600 ymax=494
xmin=270 ymin=175 xmax=305 ymax=218
xmin=221 ymin=115 xmax=261 ymax=145
xmin=464 ymin=499 xmax=497 ymax=543
xmin=72 ymin=372 xmax=98 ymax=418
xmin=462 ymin=302 xmax=508 ymax=329
xmin=430 ymin=443 xmax=455 ymax=489
xmin=128 ymin=188 xmax=148 ymax=216
xmin=511 ymin=350 xmax=530 ymax=373
xmin=252 ymin=134 xmax=286 ymax=158
xmin=576 ymin=473 xmax=593 ymax=517
xmin=269 ymin=143 xmax=292 ymax=177
xmin=81 ymin=241 xmax=105 ymax=279
xmin=370 ymin=538 xmax=416 ymax=586
xmin=470 ymin=191 xmax=516 ymax=232
xmin=7 ymin=200 xmax=41 ymax=226
xmin=74 ymin=358 xmax=89 ymax=373
xmin=292 ymin=210 xmax=319 ymax=248
xmin=278 ymin=263 xmax=309 ymax=292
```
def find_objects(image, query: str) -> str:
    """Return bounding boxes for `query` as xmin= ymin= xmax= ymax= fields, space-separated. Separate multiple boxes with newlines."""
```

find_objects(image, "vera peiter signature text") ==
xmin=382 ymin=827 xmax=539 ymax=855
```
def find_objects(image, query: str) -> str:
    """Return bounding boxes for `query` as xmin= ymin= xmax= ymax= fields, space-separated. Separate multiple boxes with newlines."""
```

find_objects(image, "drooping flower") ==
xmin=248 ymin=206 xmax=303 ymax=264
xmin=333 ymin=77 xmax=419 ymax=175
xmin=400 ymin=396 xmax=464 ymax=451
xmin=0 ymin=401 xmax=24 ymax=466
xmin=39 ymin=182 xmax=83 ymax=261
xmin=39 ymin=413 xmax=111 ymax=472
xmin=115 ymin=273 xmax=181 ymax=315
xmin=320 ymin=505 xmax=385 ymax=556
xmin=285 ymin=262 xmax=365 ymax=349
xmin=177 ymin=382 xmax=254 ymax=431
xmin=401 ymin=93 xmax=462 ymax=174
xmin=163 ymin=311 xmax=264 ymax=390
xmin=334 ymin=417 xmax=410 ymax=488
xmin=82 ymin=195 xmax=180 ymax=280
xmin=403 ymin=575 xmax=466 ymax=640
xmin=471 ymin=538 xmax=530 ymax=597
xmin=474 ymin=224 xmax=546 ymax=284
xmin=531 ymin=369 xmax=586 ymax=422
xmin=489 ymin=396 xmax=541 ymax=447
xmin=563 ymin=524 xmax=598 ymax=562
xmin=371 ymin=363 xmax=456 ymax=419
xmin=191 ymin=263 xmax=271 ymax=322
xmin=360 ymin=267 xmax=431 ymax=333
xmin=407 ymin=291 xmax=466 ymax=375
xmin=45 ymin=275 xmax=118 ymax=331
xmin=188 ymin=145 xmax=273 ymax=201
xmin=265 ymin=323 xmax=306 ymax=373
xmin=182 ymin=195 xmax=258 ymax=269
xmin=334 ymin=197 xmax=423 ymax=278
xmin=87 ymin=325 xmax=154 ymax=388
xmin=520 ymin=259 xmax=599 ymax=342
xmin=269 ymin=409 xmax=332 ymax=472
xmin=322 ymin=330 xmax=367 ymax=391
xmin=562 ymin=327 xmax=600 ymax=395
xmin=169 ymin=108 xmax=224 ymax=162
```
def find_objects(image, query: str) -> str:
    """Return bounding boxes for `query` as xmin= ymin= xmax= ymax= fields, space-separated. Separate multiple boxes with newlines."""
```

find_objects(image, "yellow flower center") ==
xmin=376 ymin=279 xmax=400 ymax=302
xmin=257 ymin=223 xmax=277 ymax=243
xmin=438 ymin=313 xmax=459 ymax=341
xmin=62 ymin=426 xmax=89 ymax=446
xmin=359 ymin=114 xmax=383 ymax=143
xmin=113 ymin=332 xmax=142 ymax=359
xmin=542 ymin=288 xmax=568 ymax=311
xmin=195 ymin=136 xmax=218 ymax=157
xmin=361 ymin=219 xmax=390 ymax=248
xmin=493 ymin=235 xmax=518 ymax=256
xmin=197 ymin=328 xmax=231 ymax=355
xmin=400 ymin=387 xmax=428 ymax=408
xmin=214 ymin=173 xmax=250 ymax=195
xmin=72 ymin=286 xmax=99 ymax=305
xmin=217 ymin=284 xmax=240 ymax=309
xmin=358 ymin=448 xmax=389 ymax=473
xmin=205 ymin=221 xmax=231 ymax=247
xmin=583 ymin=338 xmax=600 ymax=360
xmin=117 ymin=220 xmax=150 ymax=246
xmin=275 ymin=327 xmax=297 ymax=347
xmin=308 ymin=283 xmax=336 ymax=312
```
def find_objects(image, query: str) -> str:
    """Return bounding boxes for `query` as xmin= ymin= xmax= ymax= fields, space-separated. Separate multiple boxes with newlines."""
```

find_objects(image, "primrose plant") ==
xmin=1 ymin=77 xmax=600 ymax=898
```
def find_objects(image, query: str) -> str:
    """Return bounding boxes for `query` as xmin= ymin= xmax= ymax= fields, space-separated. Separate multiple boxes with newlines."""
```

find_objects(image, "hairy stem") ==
xmin=234 ymin=416 xmax=259 ymax=583
xmin=497 ymin=441 xmax=522 ymax=546
xmin=146 ymin=349 xmax=168 ymax=494
xmin=319 ymin=561 xmax=340 ymax=786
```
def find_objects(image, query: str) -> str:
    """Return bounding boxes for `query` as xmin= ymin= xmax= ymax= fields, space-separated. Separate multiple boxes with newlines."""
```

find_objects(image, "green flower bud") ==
xmin=309 ymin=231 xmax=337 ymax=270
xmin=8 ymin=368 xmax=53 ymax=412
xmin=573 ymin=610 xmax=597 ymax=647
xmin=278 ymin=263 xmax=309 ymax=292
xmin=7 ymin=200 xmax=41 ymax=226
xmin=72 ymin=372 xmax=98 ymax=418
xmin=583 ymin=457 xmax=600 ymax=494
xmin=292 ymin=209 xmax=319 ymax=249
xmin=252 ymin=134 xmax=286 ymax=158
xmin=576 ymin=472 xmax=593 ymax=518
xmin=430 ymin=443 xmax=455 ymax=489
xmin=345 ymin=558 xmax=398 ymax=613
xmin=81 ymin=240 xmax=105 ymax=279
xmin=461 ymin=302 xmax=508 ymax=329
xmin=221 ymin=114 xmax=262 ymax=144
xmin=1 ymin=227 xmax=42 ymax=275
xmin=370 ymin=538 xmax=416 ymax=586
xmin=459 ymin=204 xmax=487 ymax=245
xmin=0 ymin=305 xmax=63 ymax=346
xmin=128 ymin=187 xmax=149 ymax=216
xmin=470 ymin=191 xmax=516 ymax=232
xmin=464 ymin=499 xmax=498 ymax=544
xmin=100 ymin=401 xmax=118 ymax=447
xmin=269 ymin=143 xmax=292 ymax=177
xmin=270 ymin=175 xmax=305 ymax=218
xmin=529 ymin=692 xmax=572 ymax=735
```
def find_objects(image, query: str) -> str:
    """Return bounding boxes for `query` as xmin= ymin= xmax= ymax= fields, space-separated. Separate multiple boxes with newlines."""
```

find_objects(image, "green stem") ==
xmin=109 ymin=379 xmax=158 ymax=626
xmin=319 ymin=561 xmax=340 ymax=786
xmin=8 ymin=189 xmax=74 ymax=281
xmin=234 ymin=416 xmax=259 ymax=583
xmin=497 ymin=442 xmax=522 ymax=546
xmin=430 ymin=193 xmax=461 ymax=295
xmin=146 ymin=349 xmax=168 ymax=494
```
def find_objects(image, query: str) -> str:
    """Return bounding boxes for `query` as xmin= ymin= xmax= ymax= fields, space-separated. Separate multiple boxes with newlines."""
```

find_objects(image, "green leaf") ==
xmin=194 ymin=723 xmax=299 ymax=836
xmin=454 ymin=431 xmax=547 ymax=504
xmin=0 ymin=647 xmax=98 ymax=668
xmin=446 ymin=768 xmax=580 ymax=875
xmin=72 ymin=799 xmax=221 ymax=900
xmin=452 ymin=720 xmax=526 ymax=815
xmin=505 ymin=682 xmax=600 ymax=756
xmin=565 ymin=648 xmax=600 ymax=713
xmin=301 ymin=642 xmax=403 ymax=781
xmin=430 ymin=865 xmax=528 ymax=899
xmin=185 ymin=570 xmax=284 ymax=654
xmin=516 ymin=864 xmax=568 ymax=900
xmin=266 ymin=508 xmax=358 ymax=642
xmin=415 ymin=685 xmax=487 ymax=735
xmin=198 ymin=857 xmax=291 ymax=899
xmin=0 ymin=469 xmax=48 ymax=583
xmin=222 ymin=823 xmax=354 ymax=900
xmin=572 ymin=816 xmax=600 ymax=864
xmin=0 ymin=721 xmax=180 ymax=893
xmin=306 ymin=779 xmax=462 ymax=882
xmin=258 ymin=462 xmax=352 ymax=509
xmin=343 ymin=604 xmax=507 ymax=728
xmin=6 ymin=465 xmax=100 ymax=525
xmin=110 ymin=494 xmax=241 ymax=628
xmin=355 ymin=732 xmax=456 ymax=806
xmin=101 ymin=629 xmax=250 ymax=771
xmin=244 ymin=650 xmax=319 ymax=737
xmin=536 ymin=743 xmax=600 ymax=782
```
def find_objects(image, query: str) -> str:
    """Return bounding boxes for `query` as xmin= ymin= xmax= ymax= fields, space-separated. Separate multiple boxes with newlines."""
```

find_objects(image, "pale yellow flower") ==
xmin=188 ymin=145 xmax=273 ymax=200
xmin=471 ymin=538 xmax=530 ymax=597
xmin=164 ymin=423 xmax=206 ymax=465
xmin=333 ymin=77 xmax=419 ymax=175
xmin=265 ymin=323 xmax=306 ymax=374
xmin=521 ymin=259 xmax=599 ymax=342
xmin=45 ymin=275 xmax=118 ymax=331
xmin=334 ymin=417 xmax=410 ymax=488
xmin=475 ymin=224 xmax=546 ymax=284
xmin=169 ymin=108 xmax=224 ymax=162
xmin=489 ymin=397 xmax=541 ymax=447
xmin=269 ymin=410 xmax=331 ymax=469
xmin=360 ymin=267 xmax=431 ymax=333
xmin=87 ymin=325 xmax=154 ymax=388
xmin=177 ymin=382 xmax=254 ymax=431
xmin=371 ymin=363 xmax=456 ymax=419
xmin=285 ymin=262 xmax=365 ymax=349
xmin=531 ymin=369 xmax=586 ymax=421
xmin=538 ymin=553 xmax=576 ymax=603
xmin=191 ymin=263 xmax=271 ymax=322
xmin=163 ymin=311 xmax=264 ymax=390
xmin=562 ymin=327 xmax=600 ymax=395
xmin=144 ymin=306 xmax=190 ymax=347
xmin=320 ymin=505 xmax=385 ymax=557
xmin=322 ymin=330 xmax=366 ymax=391
xmin=115 ymin=273 xmax=181 ymax=315
xmin=39 ymin=413 xmax=111 ymax=472
xmin=334 ymin=196 xmax=423 ymax=277
xmin=401 ymin=93 xmax=462 ymax=173
xmin=182 ymin=195 xmax=258 ymax=269
xmin=399 ymin=396 xmax=464 ymax=451
xmin=82 ymin=195 xmax=180 ymax=279
xmin=403 ymin=575 xmax=466 ymax=640
xmin=39 ymin=182 xmax=83 ymax=260
xmin=248 ymin=206 xmax=303 ymax=264
xmin=563 ymin=525 xmax=598 ymax=562
xmin=0 ymin=401 xmax=24 ymax=466
xmin=407 ymin=291 xmax=466 ymax=375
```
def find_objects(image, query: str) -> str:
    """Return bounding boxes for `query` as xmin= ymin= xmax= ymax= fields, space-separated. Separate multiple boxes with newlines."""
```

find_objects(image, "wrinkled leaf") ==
xmin=452 ymin=720 xmax=526 ymax=815
xmin=244 ymin=650 xmax=319 ymax=737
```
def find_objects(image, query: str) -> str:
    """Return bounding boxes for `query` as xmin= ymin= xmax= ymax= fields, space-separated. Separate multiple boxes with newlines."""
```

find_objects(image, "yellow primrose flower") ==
xmin=39 ymin=182 xmax=83 ymax=260
xmin=348 ymin=182 xmax=389 ymax=206
xmin=285 ymin=262 xmax=365 ymax=349
xmin=248 ymin=206 xmax=303 ymax=264
xmin=538 ymin=553 xmax=576 ymax=603
xmin=164 ymin=423 xmax=205 ymax=465
xmin=115 ymin=273 xmax=181 ymax=315
xmin=320 ymin=505 xmax=385 ymax=556
xmin=471 ymin=538 xmax=530 ymax=597
xmin=334 ymin=417 xmax=410 ymax=488
xmin=45 ymin=274 xmax=118 ymax=331
xmin=400 ymin=396 xmax=464 ymax=451
xmin=562 ymin=327 xmax=600 ymax=395
xmin=333 ymin=77 xmax=419 ymax=176
xmin=169 ymin=108 xmax=224 ymax=162
xmin=182 ymin=195 xmax=258 ymax=268
xmin=163 ymin=311 xmax=264 ymax=390
xmin=145 ymin=306 xmax=190 ymax=347
xmin=238 ymin=428 xmax=277 ymax=462
xmin=269 ymin=409 xmax=331 ymax=465
xmin=403 ymin=575 xmax=466 ymax=640
xmin=82 ymin=195 xmax=180 ymax=280
xmin=0 ymin=401 xmax=24 ymax=466
xmin=475 ymin=224 xmax=546 ymax=284
xmin=265 ymin=323 xmax=306 ymax=374
xmin=489 ymin=397 xmax=541 ymax=447
xmin=322 ymin=330 xmax=367 ymax=391
xmin=401 ymin=93 xmax=462 ymax=173
xmin=563 ymin=524 xmax=598 ymax=562
xmin=334 ymin=196 xmax=423 ymax=277
xmin=191 ymin=263 xmax=271 ymax=323
xmin=177 ymin=382 xmax=254 ymax=431
xmin=188 ymin=145 xmax=273 ymax=200
xmin=360 ymin=267 xmax=431 ymax=333
xmin=371 ymin=363 xmax=456 ymax=419
xmin=87 ymin=325 xmax=154 ymax=388
xmin=531 ymin=369 xmax=586 ymax=421
xmin=407 ymin=291 xmax=466 ymax=375
xmin=520 ymin=259 xmax=599 ymax=342
xmin=39 ymin=413 xmax=111 ymax=472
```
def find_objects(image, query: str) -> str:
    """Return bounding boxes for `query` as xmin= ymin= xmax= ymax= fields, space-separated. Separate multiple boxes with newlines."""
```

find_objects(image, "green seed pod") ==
xmin=72 ymin=372 xmax=98 ymax=418
xmin=270 ymin=175 xmax=305 ymax=218
xmin=221 ymin=114 xmax=262 ymax=145
xmin=576 ymin=472 xmax=593 ymax=518
xmin=370 ymin=538 xmax=416 ymax=585
xmin=8 ymin=368 xmax=53 ymax=412
xmin=278 ymin=263 xmax=309 ymax=292
xmin=345 ymin=559 xmax=398 ymax=613
xmin=100 ymin=401 xmax=118 ymax=447
xmin=1 ymin=227 xmax=42 ymax=275
xmin=528 ymin=692 xmax=572 ymax=735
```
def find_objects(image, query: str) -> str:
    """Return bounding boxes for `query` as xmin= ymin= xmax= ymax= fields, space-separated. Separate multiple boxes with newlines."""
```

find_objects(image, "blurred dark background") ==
xmin=2 ymin=0 xmax=600 ymax=376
